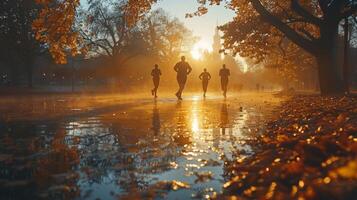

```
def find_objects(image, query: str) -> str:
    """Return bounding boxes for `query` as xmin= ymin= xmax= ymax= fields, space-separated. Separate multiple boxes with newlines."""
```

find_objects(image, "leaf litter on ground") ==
xmin=221 ymin=95 xmax=357 ymax=200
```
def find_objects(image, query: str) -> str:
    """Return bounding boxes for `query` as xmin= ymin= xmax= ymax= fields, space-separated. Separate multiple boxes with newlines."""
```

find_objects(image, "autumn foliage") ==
xmin=32 ymin=0 xmax=356 ymax=94
xmin=223 ymin=95 xmax=357 ymax=199
xmin=32 ymin=0 xmax=84 ymax=64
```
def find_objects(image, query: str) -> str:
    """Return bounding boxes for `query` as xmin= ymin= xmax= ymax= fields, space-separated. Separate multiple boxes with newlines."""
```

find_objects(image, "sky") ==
xmin=80 ymin=0 xmax=247 ymax=71
xmin=151 ymin=1 xmax=248 ymax=72
xmin=152 ymin=0 xmax=236 ymax=54
xmin=80 ymin=0 xmax=236 ymax=53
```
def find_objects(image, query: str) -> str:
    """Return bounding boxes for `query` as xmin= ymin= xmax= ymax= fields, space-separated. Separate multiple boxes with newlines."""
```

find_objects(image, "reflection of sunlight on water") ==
xmin=192 ymin=95 xmax=200 ymax=101
xmin=0 ymin=94 xmax=281 ymax=200
xmin=189 ymin=102 xmax=216 ymax=150
xmin=231 ymin=109 xmax=249 ymax=138
xmin=191 ymin=97 xmax=200 ymax=134
xmin=37 ymin=99 xmax=272 ymax=199
xmin=63 ymin=100 xmax=256 ymax=199
xmin=191 ymin=113 xmax=200 ymax=134
xmin=190 ymin=101 xmax=206 ymax=142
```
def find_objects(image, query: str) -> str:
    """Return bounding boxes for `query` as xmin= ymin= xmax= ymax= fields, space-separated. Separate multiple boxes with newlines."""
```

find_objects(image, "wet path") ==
xmin=0 ymin=94 xmax=281 ymax=199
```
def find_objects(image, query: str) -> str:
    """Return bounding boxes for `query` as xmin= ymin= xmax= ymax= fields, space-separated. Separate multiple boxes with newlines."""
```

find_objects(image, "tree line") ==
xmin=32 ymin=0 xmax=356 ymax=95
xmin=0 ymin=0 xmax=195 ymax=88
xmin=1 ymin=0 xmax=356 ymax=94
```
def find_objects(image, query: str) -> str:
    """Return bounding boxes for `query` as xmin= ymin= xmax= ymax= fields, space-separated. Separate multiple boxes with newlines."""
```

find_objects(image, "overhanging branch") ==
xmin=339 ymin=4 xmax=357 ymax=20
xmin=250 ymin=0 xmax=318 ymax=55
xmin=291 ymin=0 xmax=322 ymax=26
xmin=317 ymin=0 xmax=328 ymax=15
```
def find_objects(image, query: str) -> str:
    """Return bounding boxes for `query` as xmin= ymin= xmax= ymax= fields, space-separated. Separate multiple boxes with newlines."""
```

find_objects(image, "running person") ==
xmin=151 ymin=64 xmax=161 ymax=98
xmin=199 ymin=68 xmax=211 ymax=97
xmin=174 ymin=56 xmax=192 ymax=100
xmin=219 ymin=64 xmax=230 ymax=98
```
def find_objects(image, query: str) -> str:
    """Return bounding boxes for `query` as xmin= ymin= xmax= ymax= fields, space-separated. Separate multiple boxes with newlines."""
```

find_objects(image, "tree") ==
xmin=33 ymin=0 xmax=356 ymax=95
xmin=341 ymin=16 xmax=357 ymax=94
xmin=263 ymin=41 xmax=317 ymax=90
xmin=32 ymin=0 xmax=83 ymax=64
xmin=211 ymin=0 xmax=356 ymax=95
xmin=76 ymin=0 xmax=145 ymax=66
xmin=130 ymin=0 xmax=356 ymax=95
xmin=0 ymin=0 xmax=44 ymax=87
xmin=138 ymin=9 xmax=197 ymax=63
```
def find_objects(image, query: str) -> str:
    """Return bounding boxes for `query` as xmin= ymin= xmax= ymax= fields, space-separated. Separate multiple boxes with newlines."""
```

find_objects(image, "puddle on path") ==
xmin=0 ymin=95 xmax=280 ymax=199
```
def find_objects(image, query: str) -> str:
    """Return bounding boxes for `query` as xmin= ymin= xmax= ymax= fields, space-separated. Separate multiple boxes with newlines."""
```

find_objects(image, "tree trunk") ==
xmin=343 ymin=17 xmax=350 ymax=94
xmin=316 ymin=52 xmax=343 ymax=95
xmin=315 ymin=21 xmax=344 ymax=95
xmin=10 ymin=65 xmax=20 ymax=86
xmin=26 ymin=58 xmax=34 ymax=88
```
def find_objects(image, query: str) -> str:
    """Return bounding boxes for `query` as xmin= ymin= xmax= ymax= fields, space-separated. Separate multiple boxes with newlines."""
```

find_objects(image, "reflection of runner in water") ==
xmin=199 ymin=68 xmax=211 ymax=98
xmin=219 ymin=64 xmax=230 ymax=98
xmin=220 ymin=103 xmax=228 ymax=135
xmin=151 ymin=64 xmax=161 ymax=98
xmin=152 ymin=100 xmax=160 ymax=136
xmin=174 ymin=56 xmax=192 ymax=100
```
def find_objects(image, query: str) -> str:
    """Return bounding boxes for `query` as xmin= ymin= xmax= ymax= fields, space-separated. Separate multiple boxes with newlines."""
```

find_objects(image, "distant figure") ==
xmin=151 ymin=64 xmax=161 ymax=98
xmin=219 ymin=64 xmax=230 ymax=98
xmin=174 ymin=56 xmax=192 ymax=100
xmin=256 ymin=83 xmax=260 ymax=92
xmin=199 ymin=68 xmax=211 ymax=97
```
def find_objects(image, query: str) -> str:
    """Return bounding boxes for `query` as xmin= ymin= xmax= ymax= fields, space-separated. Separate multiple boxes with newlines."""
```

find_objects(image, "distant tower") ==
xmin=212 ymin=25 xmax=221 ymax=53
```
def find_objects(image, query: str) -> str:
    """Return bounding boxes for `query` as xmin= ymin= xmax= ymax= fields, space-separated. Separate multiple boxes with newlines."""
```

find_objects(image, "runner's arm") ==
xmin=187 ymin=64 xmax=192 ymax=74
xmin=174 ymin=63 xmax=178 ymax=72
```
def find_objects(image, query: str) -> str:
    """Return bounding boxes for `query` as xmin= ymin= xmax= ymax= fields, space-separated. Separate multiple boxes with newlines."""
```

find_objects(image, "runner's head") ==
xmin=223 ymin=64 xmax=226 ymax=69
xmin=204 ymin=68 xmax=207 ymax=72
xmin=154 ymin=64 xmax=158 ymax=69
xmin=181 ymin=56 xmax=186 ymax=62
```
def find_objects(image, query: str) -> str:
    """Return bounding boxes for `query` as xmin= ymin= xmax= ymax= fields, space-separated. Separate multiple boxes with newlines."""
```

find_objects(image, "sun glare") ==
xmin=190 ymin=39 xmax=213 ymax=60
xmin=237 ymin=56 xmax=249 ymax=73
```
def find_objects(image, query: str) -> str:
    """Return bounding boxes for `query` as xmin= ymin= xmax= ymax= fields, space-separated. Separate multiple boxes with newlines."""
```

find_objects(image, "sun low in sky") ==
xmin=152 ymin=0 xmax=235 ymax=58
xmin=81 ymin=0 xmax=247 ymax=71
xmin=152 ymin=1 xmax=249 ymax=72
xmin=190 ymin=39 xmax=213 ymax=60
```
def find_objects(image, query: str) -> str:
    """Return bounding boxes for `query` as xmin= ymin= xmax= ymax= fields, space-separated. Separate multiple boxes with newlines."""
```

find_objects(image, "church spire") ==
xmin=212 ymin=22 xmax=221 ymax=53
xmin=214 ymin=18 xmax=219 ymax=38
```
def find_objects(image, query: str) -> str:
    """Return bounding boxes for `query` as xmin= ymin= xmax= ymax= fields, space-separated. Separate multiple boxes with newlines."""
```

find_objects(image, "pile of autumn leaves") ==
xmin=222 ymin=95 xmax=357 ymax=200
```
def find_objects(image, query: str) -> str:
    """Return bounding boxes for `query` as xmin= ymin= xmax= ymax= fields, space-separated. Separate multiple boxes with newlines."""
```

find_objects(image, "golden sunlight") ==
xmin=190 ymin=39 xmax=213 ymax=60
xmin=191 ymin=100 xmax=200 ymax=133
xmin=191 ymin=116 xmax=199 ymax=133
xmin=237 ymin=56 xmax=249 ymax=73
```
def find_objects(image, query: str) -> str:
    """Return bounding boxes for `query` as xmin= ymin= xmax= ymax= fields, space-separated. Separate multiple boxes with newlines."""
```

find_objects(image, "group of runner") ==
xmin=151 ymin=56 xmax=230 ymax=100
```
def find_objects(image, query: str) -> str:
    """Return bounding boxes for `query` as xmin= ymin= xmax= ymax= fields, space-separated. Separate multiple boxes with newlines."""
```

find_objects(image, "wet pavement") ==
xmin=0 ymin=93 xmax=281 ymax=199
